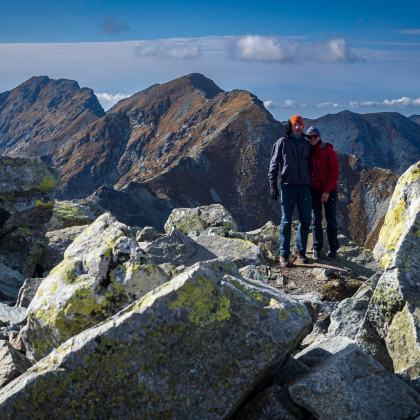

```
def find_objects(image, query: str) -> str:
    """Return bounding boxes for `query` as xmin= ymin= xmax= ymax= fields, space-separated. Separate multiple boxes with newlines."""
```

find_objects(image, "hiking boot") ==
xmin=313 ymin=250 xmax=321 ymax=262
xmin=296 ymin=254 xmax=308 ymax=264
xmin=326 ymin=252 xmax=337 ymax=261
xmin=279 ymin=256 xmax=291 ymax=267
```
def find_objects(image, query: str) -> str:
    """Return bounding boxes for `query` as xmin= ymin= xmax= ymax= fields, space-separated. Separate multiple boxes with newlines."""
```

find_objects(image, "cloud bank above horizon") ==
xmin=0 ymin=34 xmax=419 ymax=119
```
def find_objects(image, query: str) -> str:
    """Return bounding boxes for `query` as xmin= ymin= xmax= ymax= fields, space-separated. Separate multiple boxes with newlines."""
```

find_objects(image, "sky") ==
xmin=1 ymin=0 xmax=420 ymax=120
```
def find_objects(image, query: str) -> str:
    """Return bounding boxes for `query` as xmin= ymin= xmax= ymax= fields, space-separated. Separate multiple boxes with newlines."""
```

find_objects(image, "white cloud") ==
xmin=316 ymin=102 xmax=339 ymax=108
xmin=263 ymin=100 xmax=276 ymax=109
xmin=281 ymin=99 xmax=307 ymax=108
xmin=349 ymin=101 xmax=359 ymax=108
xmin=360 ymin=97 xmax=420 ymax=108
xmin=399 ymin=29 xmax=420 ymax=35
xmin=226 ymin=36 xmax=360 ymax=63
xmin=226 ymin=36 xmax=299 ymax=63
xmin=135 ymin=40 xmax=201 ymax=59
xmin=95 ymin=93 xmax=131 ymax=109
xmin=314 ymin=38 xmax=360 ymax=63
xmin=264 ymin=99 xmax=306 ymax=109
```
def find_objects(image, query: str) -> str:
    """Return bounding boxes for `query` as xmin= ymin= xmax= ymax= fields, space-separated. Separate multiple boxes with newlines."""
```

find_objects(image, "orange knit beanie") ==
xmin=290 ymin=115 xmax=304 ymax=125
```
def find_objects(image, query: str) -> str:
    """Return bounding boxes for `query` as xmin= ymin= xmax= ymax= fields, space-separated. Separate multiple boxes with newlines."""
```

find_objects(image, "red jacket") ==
xmin=309 ymin=141 xmax=339 ymax=193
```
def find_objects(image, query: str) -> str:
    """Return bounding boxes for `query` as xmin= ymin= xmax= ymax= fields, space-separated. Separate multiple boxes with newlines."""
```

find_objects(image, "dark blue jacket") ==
xmin=268 ymin=135 xmax=312 ymax=188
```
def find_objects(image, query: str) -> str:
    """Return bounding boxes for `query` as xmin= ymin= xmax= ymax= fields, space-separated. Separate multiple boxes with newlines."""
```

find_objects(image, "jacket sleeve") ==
xmin=325 ymin=148 xmax=339 ymax=194
xmin=268 ymin=140 xmax=282 ymax=188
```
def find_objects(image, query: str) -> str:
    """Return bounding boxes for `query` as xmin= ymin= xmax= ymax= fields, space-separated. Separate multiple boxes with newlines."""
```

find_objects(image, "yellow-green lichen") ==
xmin=38 ymin=176 xmax=57 ymax=192
xmin=3 ymin=158 xmax=14 ymax=164
xmin=386 ymin=304 xmax=420 ymax=376
xmin=35 ymin=200 xmax=54 ymax=210
xmin=168 ymin=275 xmax=231 ymax=327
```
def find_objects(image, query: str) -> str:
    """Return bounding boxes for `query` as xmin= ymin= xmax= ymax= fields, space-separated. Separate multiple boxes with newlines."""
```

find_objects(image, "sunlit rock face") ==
xmin=357 ymin=161 xmax=420 ymax=374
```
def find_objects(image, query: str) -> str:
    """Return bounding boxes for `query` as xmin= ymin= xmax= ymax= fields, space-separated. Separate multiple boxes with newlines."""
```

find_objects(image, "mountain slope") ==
xmin=52 ymin=73 xmax=285 ymax=231
xmin=409 ymin=114 xmax=420 ymax=125
xmin=0 ymin=76 xmax=105 ymax=157
xmin=307 ymin=110 xmax=420 ymax=174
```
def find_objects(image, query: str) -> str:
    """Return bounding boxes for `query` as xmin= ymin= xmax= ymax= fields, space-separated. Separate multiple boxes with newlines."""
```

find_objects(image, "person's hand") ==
xmin=270 ymin=186 xmax=279 ymax=201
xmin=321 ymin=192 xmax=329 ymax=203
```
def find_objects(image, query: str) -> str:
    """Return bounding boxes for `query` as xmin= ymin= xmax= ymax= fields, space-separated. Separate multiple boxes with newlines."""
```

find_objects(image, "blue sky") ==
xmin=1 ymin=0 xmax=420 ymax=119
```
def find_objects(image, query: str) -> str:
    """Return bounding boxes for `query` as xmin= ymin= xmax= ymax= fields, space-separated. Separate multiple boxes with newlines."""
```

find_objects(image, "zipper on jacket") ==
xmin=315 ymin=146 xmax=323 ymax=192
xmin=297 ymin=143 xmax=301 ymax=184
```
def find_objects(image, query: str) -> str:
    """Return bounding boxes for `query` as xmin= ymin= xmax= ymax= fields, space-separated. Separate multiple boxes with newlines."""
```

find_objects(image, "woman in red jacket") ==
xmin=306 ymin=126 xmax=340 ymax=261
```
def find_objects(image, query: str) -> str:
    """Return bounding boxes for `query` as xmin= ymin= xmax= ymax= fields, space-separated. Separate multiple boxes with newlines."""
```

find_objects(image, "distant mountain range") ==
xmin=409 ymin=114 xmax=420 ymax=125
xmin=306 ymin=110 xmax=420 ymax=174
xmin=0 ymin=76 xmax=105 ymax=157
xmin=0 ymin=74 xmax=407 ymax=247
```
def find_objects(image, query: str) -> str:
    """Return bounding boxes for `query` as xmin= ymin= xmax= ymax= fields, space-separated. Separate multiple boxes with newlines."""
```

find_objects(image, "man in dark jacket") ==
xmin=306 ymin=126 xmax=340 ymax=260
xmin=268 ymin=115 xmax=312 ymax=267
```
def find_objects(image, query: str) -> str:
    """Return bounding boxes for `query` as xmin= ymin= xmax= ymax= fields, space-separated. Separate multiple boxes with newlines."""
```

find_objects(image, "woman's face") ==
xmin=307 ymin=133 xmax=320 ymax=145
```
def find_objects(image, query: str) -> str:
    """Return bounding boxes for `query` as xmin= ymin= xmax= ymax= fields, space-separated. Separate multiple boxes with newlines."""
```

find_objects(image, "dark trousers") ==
xmin=279 ymin=185 xmax=312 ymax=257
xmin=311 ymin=189 xmax=339 ymax=254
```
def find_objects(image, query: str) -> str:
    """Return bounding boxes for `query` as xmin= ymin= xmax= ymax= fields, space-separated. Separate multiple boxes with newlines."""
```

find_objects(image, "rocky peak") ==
xmin=0 ymin=76 xmax=105 ymax=158
xmin=409 ymin=114 xmax=420 ymax=125
xmin=307 ymin=110 xmax=420 ymax=174
xmin=52 ymin=74 xmax=282 ymax=234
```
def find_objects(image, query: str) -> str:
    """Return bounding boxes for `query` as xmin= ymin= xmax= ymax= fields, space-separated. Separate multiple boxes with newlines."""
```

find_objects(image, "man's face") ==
xmin=292 ymin=122 xmax=304 ymax=137
xmin=307 ymin=133 xmax=320 ymax=145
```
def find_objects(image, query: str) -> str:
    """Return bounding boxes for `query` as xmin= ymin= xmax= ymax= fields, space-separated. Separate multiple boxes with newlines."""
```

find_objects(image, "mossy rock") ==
xmin=0 ymin=157 xmax=60 ymax=281
xmin=0 ymin=259 xmax=311 ymax=419
xmin=357 ymin=162 xmax=420 ymax=374
xmin=21 ymin=213 xmax=168 ymax=362
xmin=48 ymin=199 xmax=106 ymax=232
xmin=164 ymin=204 xmax=238 ymax=235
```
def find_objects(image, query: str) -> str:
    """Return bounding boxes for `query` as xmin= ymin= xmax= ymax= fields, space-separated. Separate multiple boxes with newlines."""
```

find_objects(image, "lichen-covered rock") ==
xmin=357 ymin=162 xmax=420 ymax=374
xmin=0 ymin=156 xmax=60 ymax=287
xmin=200 ymin=226 xmax=229 ymax=237
xmin=0 ymin=264 xmax=25 ymax=301
xmin=0 ymin=259 xmax=311 ymax=420
xmin=0 ymin=341 xmax=32 ymax=389
xmin=232 ymin=385 xmax=307 ymax=420
xmin=230 ymin=221 xmax=279 ymax=263
xmin=142 ymin=227 xmax=264 ymax=269
xmin=135 ymin=226 xmax=164 ymax=242
xmin=287 ymin=344 xmax=420 ymax=420
xmin=0 ymin=258 xmax=311 ymax=419
xmin=164 ymin=204 xmax=238 ymax=235
xmin=140 ymin=227 xmax=199 ymax=266
xmin=48 ymin=199 xmax=106 ymax=232
xmin=16 ymin=278 xmax=44 ymax=308
xmin=374 ymin=161 xmax=420 ymax=269
xmin=20 ymin=213 xmax=168 ymax=362
xmin=193 ymin=235 xmax=264 ymax=268
xmin=38 ymin=226 xmax=87 ymax=276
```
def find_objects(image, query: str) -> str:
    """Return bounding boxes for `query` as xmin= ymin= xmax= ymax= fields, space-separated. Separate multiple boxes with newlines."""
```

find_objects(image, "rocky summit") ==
xmin=1 ymin=73 xmax=420 ymax=419
xmin=50 ymin=73 xmax=285 ymax=232
xmin=0 ymin=76 xmax=105 ymax=159
xmin=307 ymin=110 xmax=420 ymax=174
